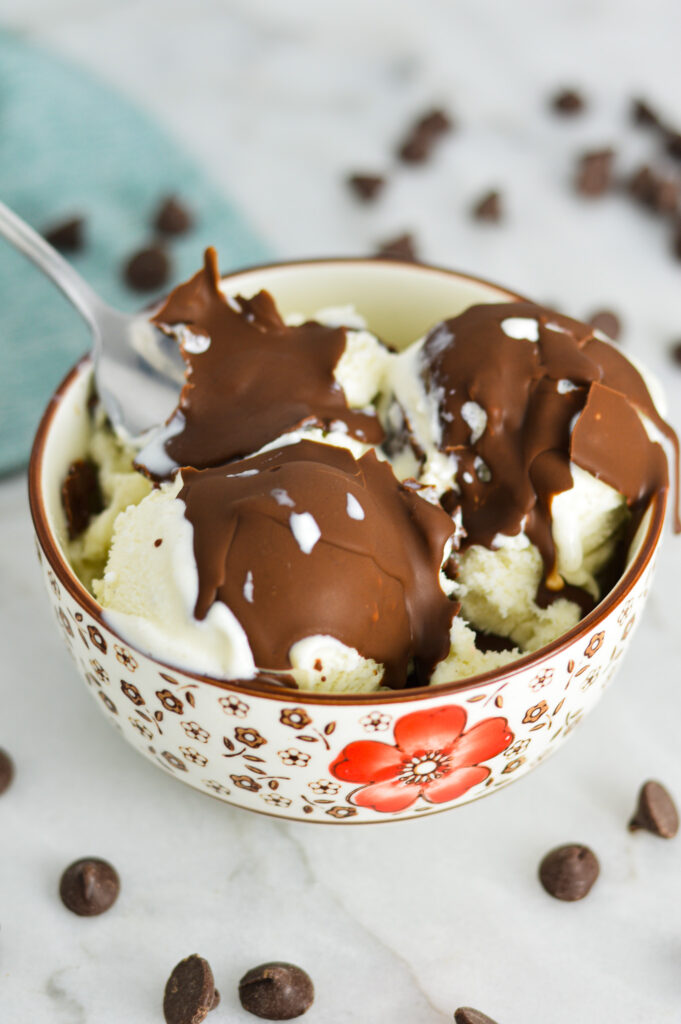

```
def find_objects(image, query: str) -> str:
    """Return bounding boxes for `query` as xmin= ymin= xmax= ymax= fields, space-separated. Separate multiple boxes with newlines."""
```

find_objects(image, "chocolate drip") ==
xmin=423 ymin=302 xmax=679 ymax=589
xmin=178 ymin=440 xmax=456 ymax=689
xmin=147 ymin=248 xmax=383 ymax=478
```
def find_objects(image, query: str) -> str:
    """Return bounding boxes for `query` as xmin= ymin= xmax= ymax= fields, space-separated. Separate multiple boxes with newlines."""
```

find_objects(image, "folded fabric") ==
xmin=0 ymin=31 xmax=270 ymax=476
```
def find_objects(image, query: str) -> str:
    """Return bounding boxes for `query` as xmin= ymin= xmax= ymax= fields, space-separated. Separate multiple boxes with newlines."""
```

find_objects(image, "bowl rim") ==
xmin=28 ymin=255 xmax=667 ymax=706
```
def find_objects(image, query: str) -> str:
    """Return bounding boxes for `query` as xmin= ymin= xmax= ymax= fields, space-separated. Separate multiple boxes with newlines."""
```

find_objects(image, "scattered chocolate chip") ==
xmin=0 ymin=749 xmax=14 ymax=795
xmin=397 ymin=107 xmax=453 ymax=163
xmin=154 ymin=538 xmax=163 ymax=547
xmin=347 ymin=173 xmax=386 ymax=201
xmin=672 ymin=221 xmax=681 ymax=260
xmin=631 ymin=98 xmax=661 ymax=128
xmin=629 ymin=165 xmax=680 ymax=213
xmin=123 ymin=245 xmax=171 ymax=292
xmin=539 ymin=843 xmax=599 ymax=901
xmin=163 ymin=955 xmax=217 ymax=1024
xmin=374 ymin=232 xmax=418 ymax=261
xmin=238 ymin=962 xmax=314 ymax=1020
xmin=454 ymin=1009 xmax=499 ymax=1024
xmin=472 ymin=189 xmax=502 ymax=222
xmin=628 ymin=780 xmax=679 ymax=838
xmin=589 ymin=309 xmax=621 ymax=341
xmin=61 ymin=459 xmax=103 ymax=540
xmin=670 ymin=340 xmax=681 ymax=365
xmin=154 ymin=196 xmax=194 ymax=236
xmin=43 ymin=216 xmax=85 ymax=252
xmin=666 ymin=132 xmax=681 ymax=160
xmin=576 ymin=148 xmax=614 ymax=197
xmin=59 ymin=857 xmax=120 ymax=916
xmin=551 ymin=88 xmax=585 ymax=115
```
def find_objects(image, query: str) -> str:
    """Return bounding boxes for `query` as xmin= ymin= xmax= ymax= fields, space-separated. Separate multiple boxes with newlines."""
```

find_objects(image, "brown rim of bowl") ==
xmin=28 ymin=256 xmax=667 ymax=706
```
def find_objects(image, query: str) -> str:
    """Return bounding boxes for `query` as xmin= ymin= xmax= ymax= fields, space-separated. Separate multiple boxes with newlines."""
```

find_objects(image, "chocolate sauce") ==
xmin=146 ymin=248 xmax=383 ymax=478
xmin=178 ymin=440 xmax=456 ymax=689
xmin=422 ymin=302 xmax=680 ymax=590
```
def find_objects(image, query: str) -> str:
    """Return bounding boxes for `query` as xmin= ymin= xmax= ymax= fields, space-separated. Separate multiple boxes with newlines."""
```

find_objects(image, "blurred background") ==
xmin=1 ymin=0 xmax=681 ymax=470
xmin=2 ymin=4 xmax=681 ymax=1023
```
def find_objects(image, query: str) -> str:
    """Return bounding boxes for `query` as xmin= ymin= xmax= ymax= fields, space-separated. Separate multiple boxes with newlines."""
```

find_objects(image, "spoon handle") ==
xmin=0 ymin=199 xmax=106 ymax=332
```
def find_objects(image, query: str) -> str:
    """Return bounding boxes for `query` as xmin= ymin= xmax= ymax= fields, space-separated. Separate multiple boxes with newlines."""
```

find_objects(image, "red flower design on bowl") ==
xmin=329 ymin=705 xmax=513 ymax=813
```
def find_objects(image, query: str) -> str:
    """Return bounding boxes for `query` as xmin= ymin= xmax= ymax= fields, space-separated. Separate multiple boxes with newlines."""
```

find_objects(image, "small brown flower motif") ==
xmin=325 ymin=806 xmax=357 ymax=819
xmin=181 ymin=721 xmax=210 ymax=743
xmin=155 ymin=689 xmax=183 ymax=714
xmin=280 ymin=707 xmax=312 ymax=730
xmin=278 ymin=748 xmax=311 ymax=768
xmin=203 ymin=780 xmax=231 ymax=796
xmin=231 ymin=774 xmax=261 ymax=792
xmin=529 ymin=668 xmax=554 ymax=692
xmin=161 ymin=751 xmax=187 ymax=771
xmin=504 ymin=738 xmax=531 ymax=759
xmin=98 ymin=692 xmax=117 ymax=715
xmin=58 ymin=608 xmax=74 ymax=637
xmin=621 ymin=617 xmax=635 ymax=640
xmin=360 ymin=712 xmax=392 ymax=732
xmin=87 ymin=624 xmax=107 ymax=654
xmin=584 ymin=631 xmax=605 ymax=658
xmin=502 ymin=756 xmax=526 ymax=774
xmin=580 ymin=668 xmax=600 ymax=692
xmin=219 ymin=696 xmax=249 ymax=718
xmin=523 ymin=701 xmax=548 ymax=724
xmin=129 ymin=717 xmax=153 ymax=740
xmin=114 ymin=645 xmax=138 ymax=671
xmin=48 ymin=571 xmax=60 ymax=598
xmin=261 ymin=793 xmax=292 ymax=808
xmin=309 ymin=779 xmax=340 ymax=795
xmin=235 ymin=726 xmax=267 ymax=749
xmin=121 ymin=680 xmax=145 ymax=706
xmin=179 ymin=746 xmax=208 ymax=767
xmin=90 ymin=660 xmax=109 ymax=684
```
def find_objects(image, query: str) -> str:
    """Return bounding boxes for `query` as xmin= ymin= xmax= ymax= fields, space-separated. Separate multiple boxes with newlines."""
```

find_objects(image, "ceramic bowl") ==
xmin=28 ymin=259 xmax=665 ymax=824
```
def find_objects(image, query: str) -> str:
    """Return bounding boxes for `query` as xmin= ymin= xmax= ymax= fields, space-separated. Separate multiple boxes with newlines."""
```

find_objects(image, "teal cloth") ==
xmin=0 ymin=31 xmax=270 ymax=475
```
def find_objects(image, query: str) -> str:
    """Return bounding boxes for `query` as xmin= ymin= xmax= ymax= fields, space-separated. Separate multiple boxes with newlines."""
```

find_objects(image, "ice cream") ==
xmin=63 ymin=250 xmax=679 ymax=693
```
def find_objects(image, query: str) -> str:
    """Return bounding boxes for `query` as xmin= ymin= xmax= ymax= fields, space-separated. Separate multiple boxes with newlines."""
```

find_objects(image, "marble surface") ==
xmin=2 ymin=1 xmax=681 ymax=1020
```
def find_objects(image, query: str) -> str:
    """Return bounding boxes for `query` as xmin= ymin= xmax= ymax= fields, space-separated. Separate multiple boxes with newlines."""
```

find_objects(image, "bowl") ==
xmin=28 ymin=258 xmax=666 ymax=824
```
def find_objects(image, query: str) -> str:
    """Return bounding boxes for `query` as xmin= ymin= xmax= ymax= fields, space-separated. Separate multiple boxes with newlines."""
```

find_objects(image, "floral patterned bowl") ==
xmin=28 ymin=259 xmax=666 ymax=824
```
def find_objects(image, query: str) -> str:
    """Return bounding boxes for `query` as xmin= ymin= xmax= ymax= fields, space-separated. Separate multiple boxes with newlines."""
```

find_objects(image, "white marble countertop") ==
xmin=2 ymin=2 xmax=681 ymax=1021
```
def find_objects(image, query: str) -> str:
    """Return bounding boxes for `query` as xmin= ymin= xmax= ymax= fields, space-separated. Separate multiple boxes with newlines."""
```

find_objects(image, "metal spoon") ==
xmin=0 ymin=199 xmax=184 ymax=439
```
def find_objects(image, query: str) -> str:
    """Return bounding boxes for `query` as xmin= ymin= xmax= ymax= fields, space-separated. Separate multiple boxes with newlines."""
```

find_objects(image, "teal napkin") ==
xmin=0 ymin=31 xmax=270 ymax=475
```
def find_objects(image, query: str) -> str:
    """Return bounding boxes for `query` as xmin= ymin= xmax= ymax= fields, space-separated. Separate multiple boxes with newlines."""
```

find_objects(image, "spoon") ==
xmin=0 ymin=199 xmax=184 ymax=438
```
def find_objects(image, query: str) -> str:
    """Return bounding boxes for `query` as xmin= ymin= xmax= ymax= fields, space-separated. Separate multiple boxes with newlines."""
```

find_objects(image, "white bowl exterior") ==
xmin=31 ymin=260 xmax=662 ymax=823
xmin=36 ymin=539 xmax=655 ymax=823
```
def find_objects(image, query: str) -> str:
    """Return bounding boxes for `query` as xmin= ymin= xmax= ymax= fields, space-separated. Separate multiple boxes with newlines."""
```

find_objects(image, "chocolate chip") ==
xmin=397 ymin=107 xmax=453 ymax=163
xmin=472 ymin=190 xmax=502 ymax=222
xmin=123 ymin=245 xmax=171 ymax=292
xmin=163 ymin=955 xmax=217 ymax=1024
xmin=631 ymin=97 xmax=661 ymax=128
xmin=589 ymin=310 xmax=621 ymax=341
xmin=43 ymin=216 xmax=85 ymax=252
xmin=539 ymin=843 xmax=599 ymax=901
xmin=59 ymin=857 xmax=120 ymax=916
xmin=0 ymin=749 xmax=14 ymax=795
xmin=61 ymin=459 xmax=103 ymax=540
xmin=154 ymin=196 xmax=194 ymax=236
xmin=666 ymin=132 xmax=681 ymax=160
xmin=238 ymin=962 xmax=314 ymax=1020
xmin=454 ymin=1009 xmax=500 ymax=1024
xmin=628 ymin=780 xmax=679 ymax=838
xmin=629 ymin=165 xmax=679 ymax=214
xmin=551 ymin=88 xmax=585 ymax=115
xmin=347 ymin=173 xmax=386 ymax=202
xmin=374 ymin=232 xmax=418 ymax=261
xmin=575 ymin=148 xmax=614 ymax=197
